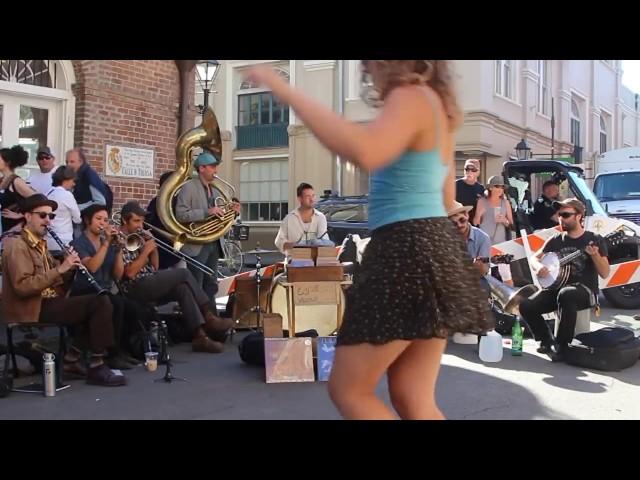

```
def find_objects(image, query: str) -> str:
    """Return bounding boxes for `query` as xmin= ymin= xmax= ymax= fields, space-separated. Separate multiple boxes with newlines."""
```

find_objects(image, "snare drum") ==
xmin=268 ymin=273 xmax=345 ymax=337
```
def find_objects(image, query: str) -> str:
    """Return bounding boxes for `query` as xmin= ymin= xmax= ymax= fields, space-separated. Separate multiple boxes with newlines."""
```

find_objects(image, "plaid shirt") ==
xmin=120 ymin=244 xmax=156 ymax=291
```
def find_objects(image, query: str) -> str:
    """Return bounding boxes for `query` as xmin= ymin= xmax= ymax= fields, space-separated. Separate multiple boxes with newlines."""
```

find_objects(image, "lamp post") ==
xmin=515 ymin=138 xmax=531 ymax=161
xmin=196 ymin=60 xmax=220 ymax=118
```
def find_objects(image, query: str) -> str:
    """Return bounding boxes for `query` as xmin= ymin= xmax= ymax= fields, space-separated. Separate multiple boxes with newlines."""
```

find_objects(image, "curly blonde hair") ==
xmin=361 ymin=60 xmax=462 ymax=131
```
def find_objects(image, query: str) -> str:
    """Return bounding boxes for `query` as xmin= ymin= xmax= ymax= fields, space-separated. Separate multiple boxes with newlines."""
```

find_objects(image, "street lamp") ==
xmin=196 ymin=60 xmax=220 ymax=117
xmin=515 ymin=138 xmax=531 ymax=161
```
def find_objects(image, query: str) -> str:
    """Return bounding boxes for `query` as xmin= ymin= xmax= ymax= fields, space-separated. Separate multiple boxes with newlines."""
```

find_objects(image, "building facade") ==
xmin=207 ymin=60 xmax=640 ymax=245
xmin=0 ymin=60 xmax=196 ymax=214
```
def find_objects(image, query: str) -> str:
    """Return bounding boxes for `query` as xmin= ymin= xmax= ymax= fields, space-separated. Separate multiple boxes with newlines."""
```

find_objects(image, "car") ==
xmin=315 ymin=192 xmax=369 ymax=245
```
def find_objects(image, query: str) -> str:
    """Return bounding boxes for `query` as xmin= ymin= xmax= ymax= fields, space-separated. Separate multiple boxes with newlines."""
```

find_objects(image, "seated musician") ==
xmin=275 ymin=182 xmax=329 ymax=255
xmin=70 ymin=204 xmax=142 ymax=370
xmin=117 ymin=201 xmax=233 ymax=354
xmin=519 ymin=198 xmax=610 ymax=361
xmin=530 ymin=180 xmax=560 ymax=231
xmin=447 ymin=201 xmax=491 ymax=283
xmin=1 ymin=194 xmax=126 ymax=386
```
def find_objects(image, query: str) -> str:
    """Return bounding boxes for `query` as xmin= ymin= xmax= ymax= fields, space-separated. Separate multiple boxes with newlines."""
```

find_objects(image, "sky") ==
xmin=622 ymin=60 xmax=640 ymax=93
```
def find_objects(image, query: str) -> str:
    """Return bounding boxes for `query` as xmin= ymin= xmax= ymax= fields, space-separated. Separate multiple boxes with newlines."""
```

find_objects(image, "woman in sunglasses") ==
xmin=474 ymin=175 xmax=515 ymax=285
xmin=45 ymin=166 xmax=81 ymax=259
xmin=0 ymin=145 xmax=37 ymax=235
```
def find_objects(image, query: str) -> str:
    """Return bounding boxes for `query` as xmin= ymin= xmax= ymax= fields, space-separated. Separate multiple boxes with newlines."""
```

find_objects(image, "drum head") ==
xmin=268 ymin=274 xmax=344 ymax=336
xmin=539 ymin=253 xmax=561 ymax=289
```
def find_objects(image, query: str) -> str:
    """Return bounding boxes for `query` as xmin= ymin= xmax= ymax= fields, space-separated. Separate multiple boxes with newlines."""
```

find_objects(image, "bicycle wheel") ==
xmin=218 ymin=242 xmax=244 ymax=278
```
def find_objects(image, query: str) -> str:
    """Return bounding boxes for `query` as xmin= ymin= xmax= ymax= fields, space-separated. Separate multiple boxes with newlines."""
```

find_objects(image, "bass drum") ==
xmin=268 ymin=273 xmax=345 ymax=337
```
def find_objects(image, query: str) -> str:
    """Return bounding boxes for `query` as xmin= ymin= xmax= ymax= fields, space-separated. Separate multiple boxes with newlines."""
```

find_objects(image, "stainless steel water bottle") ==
xmin=43 ymin=353 xmax=56 ymax=397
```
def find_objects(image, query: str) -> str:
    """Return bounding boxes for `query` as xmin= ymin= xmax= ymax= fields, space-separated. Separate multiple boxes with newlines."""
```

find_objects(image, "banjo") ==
xmin=538 ymin=230 xmax=625 ymax=290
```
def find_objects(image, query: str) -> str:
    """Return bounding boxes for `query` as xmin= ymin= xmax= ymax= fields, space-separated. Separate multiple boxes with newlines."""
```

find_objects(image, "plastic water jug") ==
xmin=479 ymin=330 xmax=503 ymax=363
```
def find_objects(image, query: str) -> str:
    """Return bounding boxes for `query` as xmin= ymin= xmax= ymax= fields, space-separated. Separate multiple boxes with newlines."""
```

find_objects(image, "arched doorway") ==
xmin=0 ymin=60 xmax=76 ymax=179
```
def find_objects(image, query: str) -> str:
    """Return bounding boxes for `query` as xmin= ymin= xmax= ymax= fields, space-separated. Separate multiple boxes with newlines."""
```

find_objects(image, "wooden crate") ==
xmin=287 ymin=265 xmax=344 ymax=283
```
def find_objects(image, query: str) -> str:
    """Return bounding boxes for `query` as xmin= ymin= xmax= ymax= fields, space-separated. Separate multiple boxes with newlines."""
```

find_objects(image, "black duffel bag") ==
xmin=564 ymin=327 xmax=640 ymax=371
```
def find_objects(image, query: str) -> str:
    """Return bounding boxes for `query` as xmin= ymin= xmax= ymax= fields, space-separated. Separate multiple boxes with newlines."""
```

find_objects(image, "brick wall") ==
xmin=71 ymin=60 xmax=196 ymax=212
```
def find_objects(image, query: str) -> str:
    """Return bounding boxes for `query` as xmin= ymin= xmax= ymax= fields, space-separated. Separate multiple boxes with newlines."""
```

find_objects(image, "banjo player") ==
xmin=519 ymin=198 xmax=610 ymax=362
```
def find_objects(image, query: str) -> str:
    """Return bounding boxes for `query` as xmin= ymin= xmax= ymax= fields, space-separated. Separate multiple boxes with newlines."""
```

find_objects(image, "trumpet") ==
xmin=98 ymin=225 xmax=121 ymax=246
xmin=99 ymin=225 xmax=142 ymax=252
xmin=111 ymin=213 xmax=216 ymax=277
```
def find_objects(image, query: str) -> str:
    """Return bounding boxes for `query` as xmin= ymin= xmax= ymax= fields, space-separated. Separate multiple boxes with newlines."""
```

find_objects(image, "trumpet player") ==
xmin=118 ymin=201 xmax=233 ymax=354
xmin=70 ymin=204 xmax=142 ymax=369
xmin=1 ymin=194 xmax=126 ymax=386
xmin=175 ymin=150 xmax=240 ymax=314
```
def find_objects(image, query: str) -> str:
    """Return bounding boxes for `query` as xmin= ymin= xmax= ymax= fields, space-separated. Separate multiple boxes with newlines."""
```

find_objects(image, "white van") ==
xmin=596 ymin=147 xmax=640 ymax=174
xmin=594 ymin=147 xmax=640 ymax=225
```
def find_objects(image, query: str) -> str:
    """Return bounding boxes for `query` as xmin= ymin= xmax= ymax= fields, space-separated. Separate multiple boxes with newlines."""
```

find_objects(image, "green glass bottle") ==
xmin=511 ymin=318 xmax=523 ymax=356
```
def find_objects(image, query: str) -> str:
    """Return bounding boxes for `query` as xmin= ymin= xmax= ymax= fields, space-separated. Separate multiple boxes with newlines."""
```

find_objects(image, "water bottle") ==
xmin=43 ymin=353 xmax=56 ymax=397
xmin=479 ymin=330 xmax=503 ymax=363
xmin=511 ymin=318 xmax=523 ymax=356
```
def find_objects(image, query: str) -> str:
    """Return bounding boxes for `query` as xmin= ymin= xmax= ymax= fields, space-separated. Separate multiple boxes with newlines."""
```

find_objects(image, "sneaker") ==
xmin=536 ymin=336 xmax=558 ymax=355
xmin=86 ymin=364 xmax=127 ymax=386
xmin=192 ymin=336 xmax=224 ymax=354
xmin=536 ymin=343 xmax=554 ymax=354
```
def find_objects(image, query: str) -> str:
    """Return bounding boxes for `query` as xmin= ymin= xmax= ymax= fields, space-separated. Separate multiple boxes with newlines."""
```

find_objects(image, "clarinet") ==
xmin=45 ymin=227 xmax=108 ymax=295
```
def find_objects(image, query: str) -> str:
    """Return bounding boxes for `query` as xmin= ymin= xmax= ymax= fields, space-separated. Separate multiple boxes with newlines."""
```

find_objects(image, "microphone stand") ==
xmin=154 ymin=320 xmax=188 ymax=383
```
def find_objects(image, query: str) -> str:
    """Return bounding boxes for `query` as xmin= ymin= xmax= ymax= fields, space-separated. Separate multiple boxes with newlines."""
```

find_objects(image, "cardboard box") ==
xmin=263 ymin=313 xmax=284 ymax=338
xmin=264 ymin=337 xmax=315 ymax=383
xmin=232 ymin=275 xmax=273 ymax=329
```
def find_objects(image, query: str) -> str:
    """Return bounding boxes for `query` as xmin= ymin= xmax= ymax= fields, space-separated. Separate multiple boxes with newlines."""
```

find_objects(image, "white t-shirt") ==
xmin=274 ymin=208 xmax=329 ymax=255
xmin=28 ymin=170 xmax=55 ymax=195
xmin=46 ymin=186 xmax=82 ymax=251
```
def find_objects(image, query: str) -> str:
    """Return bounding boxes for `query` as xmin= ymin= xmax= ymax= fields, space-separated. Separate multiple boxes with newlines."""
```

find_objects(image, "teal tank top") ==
xmin=368 ymin=150 xmax=448 ymax=231
xmin=368 ymin=88 xmax=449 ymax=231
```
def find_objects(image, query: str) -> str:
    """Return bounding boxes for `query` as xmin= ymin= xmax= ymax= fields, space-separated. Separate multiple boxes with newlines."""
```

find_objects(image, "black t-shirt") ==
xmin=531 ymin=194 xmax=557 ymax=230
xmin=455 ymin=179 xmax=485 ymax=219
xmin=542 ymin=231 xmax=609 ymax=293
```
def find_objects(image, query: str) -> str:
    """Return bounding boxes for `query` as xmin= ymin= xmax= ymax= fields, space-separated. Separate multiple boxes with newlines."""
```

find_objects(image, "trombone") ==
xmin=111 ymin=213 xmax=216 ymax=277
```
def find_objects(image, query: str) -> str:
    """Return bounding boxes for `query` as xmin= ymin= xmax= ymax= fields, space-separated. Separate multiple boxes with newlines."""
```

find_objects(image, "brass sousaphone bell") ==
xmin=485 ymin=275 xmax=539 ymax=315
xmin=156 ymin=107 xmax=237 ymax=248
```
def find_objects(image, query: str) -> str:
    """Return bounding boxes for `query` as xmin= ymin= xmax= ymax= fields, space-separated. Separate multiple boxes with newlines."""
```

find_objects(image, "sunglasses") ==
xmin=37 ymin=155 xmax=52 ymax=161
xmin=31 ymin=211 xmax=56 ymax=220
xmin=464 ymin=167 xmax=479 ymax=172
xmin=558 ymin=211 xmax=578 ymax=219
